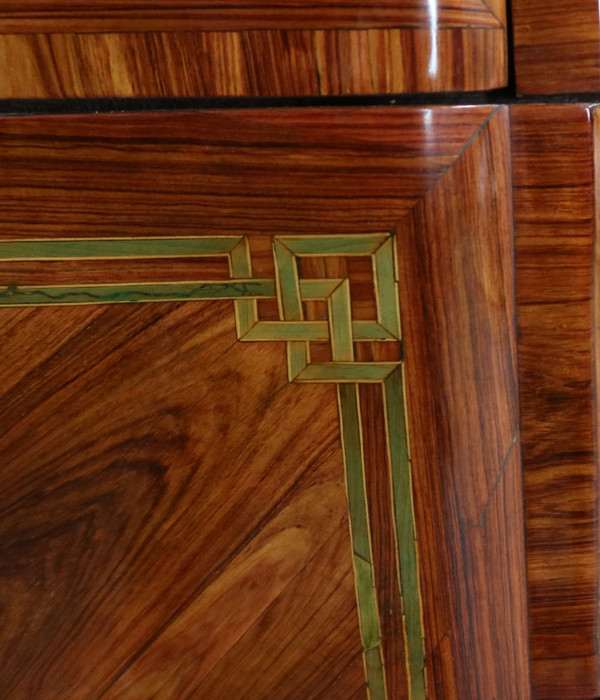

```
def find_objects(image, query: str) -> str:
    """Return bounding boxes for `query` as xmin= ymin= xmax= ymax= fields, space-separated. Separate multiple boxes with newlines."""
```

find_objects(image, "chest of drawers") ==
xmin=0 ymin=3 xmax=598 ymax=698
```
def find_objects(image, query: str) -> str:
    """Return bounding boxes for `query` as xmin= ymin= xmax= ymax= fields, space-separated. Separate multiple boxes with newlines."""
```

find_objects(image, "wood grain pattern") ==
xmin=0 ymin=227 xmax=407 ymax=697
xmin=0 ymin=29 xmax=507 ymax=98
xmin=0 ymin=107 xmax=497 ymax=239
xmin=0 ymin=299 xmax=366 ymax=698
xmin=0 ymin=0 xmax=503 ymax=31
xmin=0 ymin=0 xmax=507 ymax=97
xmin=360 ymin=383 xmax=410 ymax=700
xmin=0 ymin=106 xmax=528 ymax=697
xmin=396 ymin=105 xmax=530 ymax=698
xmin=511 ymin=104 xmax=600 ymax=699
xmin=513 ymin=0 xmax=600 ymax=94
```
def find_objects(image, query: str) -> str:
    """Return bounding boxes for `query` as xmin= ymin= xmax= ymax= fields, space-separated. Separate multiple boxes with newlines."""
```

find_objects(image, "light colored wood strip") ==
xmin=373 ymin=238 xmax=401 ymax=340
xmin=338 ymin=383 xmax=387 ymax=700
xmin=384 ymin=367 xmax=426 ymax=698
xmin=329 ymin=280 xmax=354 ymax=362
xmin=0 ymin=236 xmax=242 ymax=260
xmin=282 ymin=234 xmax=389 ymax=257
xmin=230 ymin=237 xmax=258 ymax=338
xmin=296 ymin=362 xmax=399 ymax=383
xmin=0 ymin=280 xmax=276 ymax=307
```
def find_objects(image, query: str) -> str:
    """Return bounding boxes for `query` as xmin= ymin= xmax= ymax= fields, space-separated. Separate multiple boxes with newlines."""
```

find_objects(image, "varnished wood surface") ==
xmin=0 ymin=0 xmax=504 ymax=31
xmin=512 ymin=0 xmax=600 ymax=94
xmin=512 ymin=104 xmax=600 ymax=699
xmin=0 ymin=107 xmax=529 ymax=697
xmin=0 ymin=0 xmax=507 ymax=97
xmin=396 ymin=105 xmax=530 ymax=698
xmin=360 ymin=383 xmax=409 ymax=699
xmin=0 ymin=107 xmax=499 ymax=239
xmin=0 ymin=29 xmax=507 ymax=98
xmin=0 ymin=300 xmax=365 ymax=698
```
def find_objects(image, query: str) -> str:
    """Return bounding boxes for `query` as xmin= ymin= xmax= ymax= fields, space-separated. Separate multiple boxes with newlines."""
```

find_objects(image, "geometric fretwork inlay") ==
xmin=0 ymin=233 xmax=425 ymax=700
xmin=0 ymin=233 xmax=402 ymax=383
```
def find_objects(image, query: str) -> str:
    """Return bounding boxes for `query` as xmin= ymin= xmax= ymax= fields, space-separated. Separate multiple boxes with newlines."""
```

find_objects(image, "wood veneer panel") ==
xmin=513 ymin=0 xmax=600 ymax=94
xmin=0 ymin=0 xmax=507 ymax=97
xmin=0 ymin=106 xmax=528 ymax=697
xmin=0 ymin=107 xmax=496 ymax=239
xmin=0 ymin=299 xmax=363 ymax=698
xmin=0 ymin=0 xmax=501 ymax=31
xmin=512 ymin=104 xmax=600 ymax=699
xmin=178 ymin=524 xmax=367 ymax=700
xmin=396 ymin=106 xmax=530 ymax=698
xmin=0 ymin=28 xmax=507 ymax=98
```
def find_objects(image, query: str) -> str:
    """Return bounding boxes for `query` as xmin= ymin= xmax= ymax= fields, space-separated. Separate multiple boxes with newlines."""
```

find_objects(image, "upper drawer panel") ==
xmin=0 ymin=0 xmax=507 ymax=98
xmin=513 ymin=0 xmax=600 ymax=94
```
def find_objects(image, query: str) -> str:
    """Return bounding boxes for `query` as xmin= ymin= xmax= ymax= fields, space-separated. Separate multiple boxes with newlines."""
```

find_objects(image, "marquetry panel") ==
xmin=0 ymin=299 xmax=367 ymax=699
xmin=512 ymin=104 xmax=600 ymax=699
xmin=0 ymin=106 xmax=527 ymax=699
xmin=0 ymin=0 xmax=507 ymax=97
xmin=513 ymin=0 xmax=600 ymax=94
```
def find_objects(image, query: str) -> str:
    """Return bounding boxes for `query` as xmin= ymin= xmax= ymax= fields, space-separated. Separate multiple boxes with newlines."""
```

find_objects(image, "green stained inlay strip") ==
xmin=241 ymin=321 xmax=328 ymax=341
xmin=352 ymin=321 xmax=397 ymax=341
xmin=273 ymin=239 xmax=302 ymax=320
xmin=280 ymin=234 xmax=389 ymax=256
xmin=0 ymin=280 xmax=276 ymax=306
xmin=296 ymin=362 xmax=399 ymax=383
xmin=229 ymin=237 xmax=258 ymax=337
xmin=299 ymin=278 xmax=342 ymax=299
xmin=286 ymin=342 xmax=309 ymax=381
xmin=0 ymin=236 xmax=243 ymax=260
xmin=364 ymin=646 xmax=387 ymax=700
xmin=338 ymin=384 xmax=386 ymax=700
xmin=273 ymin=239 xmax=308 ymax=381
xmin=241 ymin=321 xmax=400 ymax=343
xmin=373 ymin=237 xmax=401 ymax=340
xmin=328 ymin=280 xmax=354 ymax=362
xmin=0 ymin=232 xmax=422 ymax=699
xmin=384 ymin=368 xmax=426 ymax=699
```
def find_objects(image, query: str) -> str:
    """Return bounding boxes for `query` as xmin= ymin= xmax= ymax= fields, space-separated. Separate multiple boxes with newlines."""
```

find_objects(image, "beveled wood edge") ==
xmin=0 ymin=105 xmax=518 ymax=698
xmin=0 ymin=27 xmax=508 ymax=98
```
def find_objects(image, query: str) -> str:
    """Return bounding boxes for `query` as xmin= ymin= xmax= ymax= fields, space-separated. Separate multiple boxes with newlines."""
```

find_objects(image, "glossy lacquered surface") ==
xmin=0 ymin=0 xmax=507 ymax=97
xmin=512 ymin=104 xmax=600 ymax=699
xmin=513 ymin=0 xmax=600 ymax=94
xmin=0 ymin=107 xmax=528 ymax=699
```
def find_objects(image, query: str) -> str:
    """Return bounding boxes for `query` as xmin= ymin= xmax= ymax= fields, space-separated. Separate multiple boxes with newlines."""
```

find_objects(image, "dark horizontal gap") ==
xmin=0 ymin=91 xmax=508 ymax=115
xmin=1 ymin=90 xmax=600 ymax=116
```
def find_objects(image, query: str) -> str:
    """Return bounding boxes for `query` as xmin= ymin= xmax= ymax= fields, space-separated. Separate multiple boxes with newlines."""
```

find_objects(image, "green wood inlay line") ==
xmin=328 ymin=279 xmax=354 ymax=362
xmin=299 ymin=278 xmax=342 ymax=299
xmin=286 ymin=342 xmax=309 ymax=381
xmin=352 ymin=321 xmax=397 ymax=341
xmin=364 ymin=646 xmax=387 ymax=700
xmin=273 ymin=238 xmax=308 ymax=381
xmin=296 ymin=362 xmax=399 ymax=383
xmin=0 ymin=281 xmax=276 ymax=306
xmin=384 ymin=368 xmax=426 ymax=700
xmin=273 ymin=238 xmax=302 ymax=320
xmin=0 ymin=236 xmax=243 ymax=260
xmin=241 ymin=321 xmax=328 ymax=341
xmin=229 ymin=237 xmax=258 ymax=338
xmin=338 ymin=383 xmax=386 ymax=700
xmin=373 ymin=237 xmax=402 ymax=340
xmin=279 ymin=234 xmax=389 ymax=256
xmin=0 ymin=232 xmax=422 ymax=699
xmin=240 ymin=321 xmax=400 ymax=343
xmin=244 ymin=322 xmax=399 ymax=342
